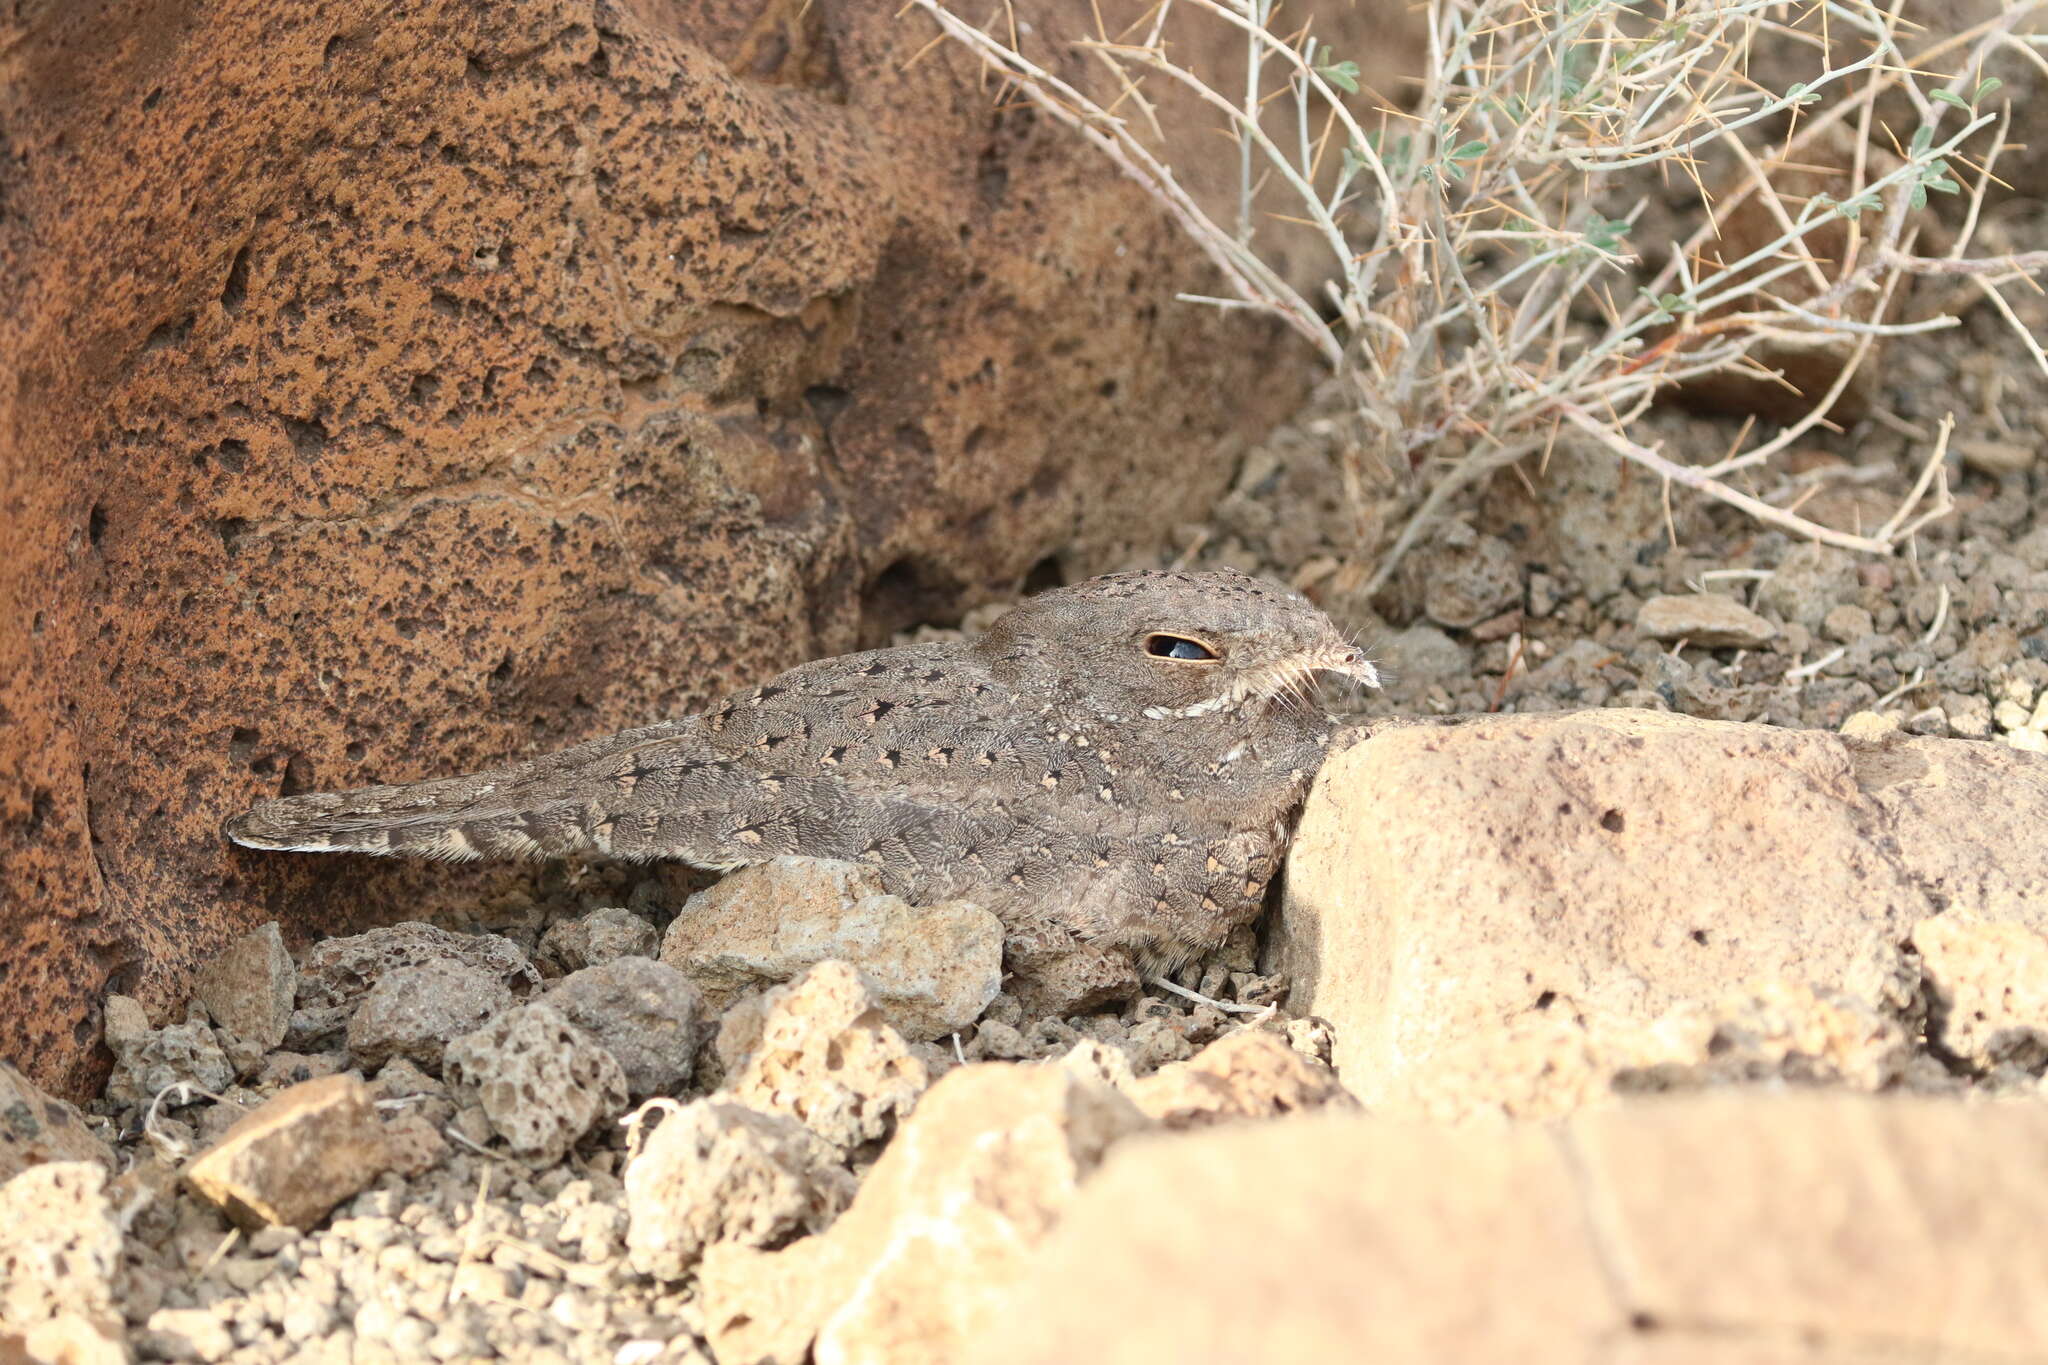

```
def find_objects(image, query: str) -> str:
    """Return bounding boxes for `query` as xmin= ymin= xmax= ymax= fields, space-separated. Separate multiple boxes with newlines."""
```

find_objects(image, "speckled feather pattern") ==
xmin=227 ymin=568 xmax=1378 ymax=961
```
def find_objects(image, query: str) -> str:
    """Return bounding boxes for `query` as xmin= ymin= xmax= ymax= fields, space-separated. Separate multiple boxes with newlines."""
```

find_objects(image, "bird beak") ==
xmin=1343 ymin=650 xmax=1376 ymax=695
xmin=1324 ymin=646 xmax=1381 ymax=690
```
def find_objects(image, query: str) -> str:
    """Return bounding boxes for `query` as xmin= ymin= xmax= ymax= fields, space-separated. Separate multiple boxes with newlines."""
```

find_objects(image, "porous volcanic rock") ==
xmin=0 ymin=0 xmax=1317 ymax=1098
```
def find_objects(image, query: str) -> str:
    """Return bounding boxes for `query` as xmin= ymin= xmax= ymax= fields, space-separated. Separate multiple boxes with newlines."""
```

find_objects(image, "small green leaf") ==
xmin=1909 ymin=125 xmax=1935 ymax=156
xmin=1317 ymin=59 xmax=1361 ymax=94
xmin=1931 ymin=88 xmax=1969 ymax=110
xmin=1927 ymin=177 xmax=1962 ymax=195
xmin=1910 ymin=183 xmax=1929 ymax=210
xmin=1450 ymin=140 xmax=1488 ymax=161
xmin=1977 ymin=76 xmax=2004 ymax=101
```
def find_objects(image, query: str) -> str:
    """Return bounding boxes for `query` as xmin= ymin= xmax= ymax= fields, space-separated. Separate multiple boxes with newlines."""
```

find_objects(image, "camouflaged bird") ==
xmin=227 ymin=567 xmax=1378 ymax=962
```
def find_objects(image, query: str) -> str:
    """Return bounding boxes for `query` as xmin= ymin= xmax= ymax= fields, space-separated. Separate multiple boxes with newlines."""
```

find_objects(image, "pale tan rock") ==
xmin=1576 ymin=1092 xmax=2048 ymax=1356
xmin=443 ymin=1004 xmax=629 ymax=1167
xmin=183 ymin=1075 xmax=392 ymax=1231
xmin=1001 ymin=931 xmax=1144 ymax=1017
xmin=1124 ymin=1029 xmax=1355 ymax=1128
xmin=0 ymin=1162 xmax=123 ymax=1337
xmin=1278 ymin=712 xmax=1941 ymax=1119
xmin=1636 ymin=593 xmax=1778 ymax=648
xmin=624 ymin=1100 xmax=854 ymax=1281
xmin=1608 ymin=1341 xmax=1912 ymax=1364
xmin=664 ymin=858 xmax=1002 ymax=1041
xmin=136 ymin=1308 xmax=233 ymax=1363
xmin=17 ymin=1315 xmax=129 ymax=1365
xmin=1911 ymin=911 xmax=2048 ymax=1070
xmin=971 ymin=1091 xmax=2048 ymax=1364
xmin=967 ymin=1110 xmax=1611 ymax=1364
xmin=192 ymin=921 xmax=295 ymax=1052
xmin=0 ymin=1061 xmax=112 ymax=1183
xmin=717 ymin=962 xmax=927 ymax=1153
xmin=1847 ymin=729 xmax=2048 ymax=926
xmin=1958 ymin=438 xmax=2036 ymax=476
xmin=700 ymin=1062 xmax=1148 ymax=1365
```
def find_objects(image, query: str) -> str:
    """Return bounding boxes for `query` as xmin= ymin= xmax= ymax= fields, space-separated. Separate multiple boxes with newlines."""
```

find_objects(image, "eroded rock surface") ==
xmin=443 ymin=1004 xmax=629 ymax=1166
xmin=714 ymin=961 xmax=928 ymax=1152
xmin=1279 ymin=710 xmax=2048 ymax=1118
xmin=662 ymin=857 xmax=1002 ymax=1040
xmin=623 ymin=1099 xmax=855 ymax=1281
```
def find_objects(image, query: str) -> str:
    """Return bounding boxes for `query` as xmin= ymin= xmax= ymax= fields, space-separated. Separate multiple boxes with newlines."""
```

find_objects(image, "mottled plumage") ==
xmin=227 ymin=568 xmax=1378 ymax=960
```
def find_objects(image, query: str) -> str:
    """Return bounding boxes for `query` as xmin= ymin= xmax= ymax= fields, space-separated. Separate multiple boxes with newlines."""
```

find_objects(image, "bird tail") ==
xmin=224 ymin=767 xmax=595 ymax=862
xmin=221 ymin=723 xmax=691 ymax=862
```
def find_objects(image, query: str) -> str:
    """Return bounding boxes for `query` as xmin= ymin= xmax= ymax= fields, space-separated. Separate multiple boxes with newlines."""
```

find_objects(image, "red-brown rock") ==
xmin=0 ymin=0 xmax=1318 ymax=1097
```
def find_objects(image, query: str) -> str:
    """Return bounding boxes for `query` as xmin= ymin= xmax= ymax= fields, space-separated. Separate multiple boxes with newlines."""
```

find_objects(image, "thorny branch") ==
xmin=915 ymin=0 xmax=2048 ymax=584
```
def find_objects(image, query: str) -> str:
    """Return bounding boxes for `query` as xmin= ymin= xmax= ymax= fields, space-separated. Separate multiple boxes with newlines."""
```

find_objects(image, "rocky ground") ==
xmin=12 ymin=51 xmax=2048 ymax=1365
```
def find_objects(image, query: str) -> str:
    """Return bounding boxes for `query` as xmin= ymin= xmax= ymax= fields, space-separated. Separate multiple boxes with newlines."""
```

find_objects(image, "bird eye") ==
xmin=1143 ymin=633 xmax=1219 ymax=662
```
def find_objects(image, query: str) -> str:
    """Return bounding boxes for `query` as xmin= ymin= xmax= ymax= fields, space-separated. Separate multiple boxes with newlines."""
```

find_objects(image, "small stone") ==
xmin=1526 ymin=571 xmax=1563 ymax=619
xmin=664 ymin=857 xmax=1003 ymax=1042
xmin=254 ymin=1050 xmax=345 ymax=1090
xmin=1958 ymin=438 xmax=2036 ymax=476
xmin=699 ymin=1062 xmax=1149 ymax=1365
xmin=1820 ymin=604 xmax=1875 ymax=643
xmin=717 ymin=961 xmax=927 ymax=1152
xmin=184 ymin=1075 xmax=393 ymax=1231
xmin=104 ymin=996 xmax=234 ymax=1108
xmin=193 ymin=921 xmax=297 ymax=1052
xmin=1377 ymin=626 xmax=1470 ymax=690
xmin=1995 ymin=698 xmax=2033 ymax=732
xmin=624 ymin=1100 xmax=855 ymax=1280
xmin=0 ymin=1161 xmax=123 ymax=1334
xmin=1838 ymin=710 xmax=1900 ymax=742
xmin=1415 ymin=529 xmax=1522 ymax=629
xmin=139 ymin=1307 xmax=235 ymax=1363
xmin=969 ymin=1019 xmax=1029 ymax=1061
xmin=1003 ymin=933 xmax=1144 ymax=1017
xmin=541 ymin=957 xmax=702 ymax=1099
xmin=1755 ymin=543 xmax=1856 ymax=629
xmin=345 ymin=960 xmax=515 ymax=1073
xmin=538 ymin=906 xmax=660 ymax=974
xmin=1912 ymin=912 xmax=2048 ymax=1071
xmin=297 ymin=922 xmax=535 ymax=1013
xmin=0 ymin=1059 xmax=112 ymax=1181
xmin=2007 ymin=728 xmax=2048 ymax=754
xmin=1125 ymin=1030 xmax=1357 ymax=1129
xmin=1636 ymin=594 xmax=1777 ymax=649
xmin=1903 ymin=706 xmax=1950 ymax=737
xmin=380 ymin=1110 xmax=451 ymax=1178
xmin=444 ymin=1004 xmax=629 ymax=1166
xmin=19 ymin=1316 xmax=126 ymax=1365
xmin=1948 ymin=694 xmax=1994 ymax=741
